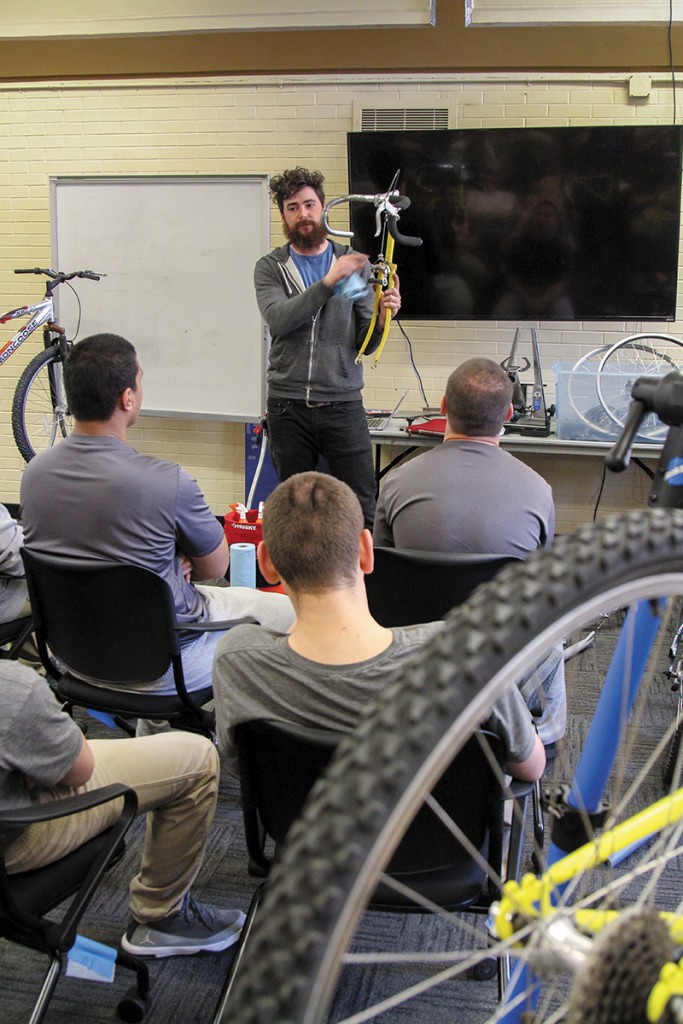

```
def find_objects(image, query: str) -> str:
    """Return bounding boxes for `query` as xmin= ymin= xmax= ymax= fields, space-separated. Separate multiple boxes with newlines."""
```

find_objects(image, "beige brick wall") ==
xmin=0 ymin=72 xmax=679 ymax=530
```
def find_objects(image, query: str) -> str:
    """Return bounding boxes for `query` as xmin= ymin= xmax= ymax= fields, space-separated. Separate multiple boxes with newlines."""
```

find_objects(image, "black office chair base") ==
xmin=116 ymin=950 xmax=152 ymax=1023
xmin=29 ymin=949 xmax=151 ymax=1024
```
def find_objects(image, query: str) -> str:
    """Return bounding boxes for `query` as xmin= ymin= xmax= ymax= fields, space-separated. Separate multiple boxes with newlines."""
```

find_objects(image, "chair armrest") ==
xmin=506 ymin=778 xmax=535 ymax=802
xmin=502 ymin=778 xmax=536 ymax=884
xmin=0 ymin=784 xmax=139 ymax=954
xmin=0 ymin=784 xmax=137 ymax=827
xmin=174 ymin=615 xmax=258 ymax=635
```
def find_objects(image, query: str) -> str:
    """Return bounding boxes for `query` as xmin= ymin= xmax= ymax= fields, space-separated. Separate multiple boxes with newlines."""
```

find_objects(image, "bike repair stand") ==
xmin=500 ymin=327 xmax=553 ymax=437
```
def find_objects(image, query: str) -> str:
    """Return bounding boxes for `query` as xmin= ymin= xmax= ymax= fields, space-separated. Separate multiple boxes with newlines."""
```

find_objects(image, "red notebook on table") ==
xmin=405 ymin=418 xmax=446 ymax=436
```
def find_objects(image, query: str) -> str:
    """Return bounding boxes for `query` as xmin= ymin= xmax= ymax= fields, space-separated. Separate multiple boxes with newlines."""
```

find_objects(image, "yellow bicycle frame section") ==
xmin=489 ymin=786 xmax=683 ymax=1020
xmin=648 ymin=960 xmax=683 ymax=1022
xmin=355 ymin=233 xmax=396 ymax=369
xmin=493 ymin=786 xmax=683 ymax=942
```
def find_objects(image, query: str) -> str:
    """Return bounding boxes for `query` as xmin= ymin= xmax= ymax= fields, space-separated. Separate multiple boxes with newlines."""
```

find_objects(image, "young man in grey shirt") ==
xmin=20 ymin=333 xmax=295 ymax=695
xmin=213 ymin=471 xmax=544 ymax=782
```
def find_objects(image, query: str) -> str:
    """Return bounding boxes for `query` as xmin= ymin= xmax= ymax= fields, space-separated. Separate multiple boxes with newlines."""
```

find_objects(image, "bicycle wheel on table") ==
xmin=226 ymin=508 xmax=683 ymax=1024
xmin=11 ymin=347 xmax=72 ymax=462
xmin=564 ymin=346 xmax=617 ymax=439
xmin=595 ymin=334 xmax=683 ymax=442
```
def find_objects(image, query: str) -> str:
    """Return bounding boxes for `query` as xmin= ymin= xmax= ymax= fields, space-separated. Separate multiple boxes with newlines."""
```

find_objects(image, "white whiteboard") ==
xmin=51 ymin=175 xmax=269 ymax=420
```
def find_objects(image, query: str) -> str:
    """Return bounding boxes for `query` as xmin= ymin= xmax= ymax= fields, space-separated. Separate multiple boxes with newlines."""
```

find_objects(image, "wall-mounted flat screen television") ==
xmin=347 ymin=125 xmax=683 ymax=321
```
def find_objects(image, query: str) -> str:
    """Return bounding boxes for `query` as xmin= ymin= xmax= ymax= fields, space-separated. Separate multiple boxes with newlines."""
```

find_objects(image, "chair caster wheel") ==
xmin=117 ymin=987 xmax=151 ymax=1022
xmin=472 ymin=956 xmax=497 ymax=981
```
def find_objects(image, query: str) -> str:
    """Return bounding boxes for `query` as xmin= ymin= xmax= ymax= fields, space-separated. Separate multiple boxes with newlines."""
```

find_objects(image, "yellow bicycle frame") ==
xmin=494 ymin=786 xmax=683 ymax=942
xmin=355 ymin=232 xmax=397 ymax=368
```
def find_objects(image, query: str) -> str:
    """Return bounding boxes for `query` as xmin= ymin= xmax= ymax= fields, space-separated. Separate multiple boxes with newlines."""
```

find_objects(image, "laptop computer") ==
xmin=365 ymin=389 xmax=410 ymax=431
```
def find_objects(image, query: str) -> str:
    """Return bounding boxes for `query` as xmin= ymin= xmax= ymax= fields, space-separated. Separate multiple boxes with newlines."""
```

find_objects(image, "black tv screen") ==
xmin=347 ymin=125 xmax=683 ymax=322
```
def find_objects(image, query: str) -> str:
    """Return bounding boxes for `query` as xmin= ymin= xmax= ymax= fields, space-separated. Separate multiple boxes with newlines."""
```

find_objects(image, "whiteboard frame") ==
xmin=50 ymin=174 xmax=270 ymax=422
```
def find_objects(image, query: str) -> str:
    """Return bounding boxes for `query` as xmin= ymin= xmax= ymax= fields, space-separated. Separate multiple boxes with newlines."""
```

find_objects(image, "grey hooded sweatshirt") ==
xmin=254 ymin=240 xmax=383 ymax=404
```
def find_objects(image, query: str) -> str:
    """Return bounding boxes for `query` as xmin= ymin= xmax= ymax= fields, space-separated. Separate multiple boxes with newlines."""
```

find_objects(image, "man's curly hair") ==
xmin=269 ymin=167 xmax=325 ymax=213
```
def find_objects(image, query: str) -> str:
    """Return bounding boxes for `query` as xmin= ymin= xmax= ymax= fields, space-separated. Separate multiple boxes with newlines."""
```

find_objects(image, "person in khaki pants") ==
xmin=0 ymin=660 xmax=244 ymax=958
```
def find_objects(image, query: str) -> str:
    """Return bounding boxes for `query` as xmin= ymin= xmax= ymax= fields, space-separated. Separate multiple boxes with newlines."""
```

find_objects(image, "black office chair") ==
xmin=213 ymin=719 xmax=533 ymax=1021
xmin=21 ymin=549 xmax=253 ymax=737
xmin=365 ymin=546 xmax=545 ymax=857
xmin=365 ymin=547 xmax=521 ymax=627
xmin=0 ymin=784 xmax=150 ymax=1023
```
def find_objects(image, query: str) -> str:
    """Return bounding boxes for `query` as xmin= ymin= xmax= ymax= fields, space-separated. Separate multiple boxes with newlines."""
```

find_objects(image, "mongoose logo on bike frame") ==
xmin=0 ymin=323 xmax=38 ymax=364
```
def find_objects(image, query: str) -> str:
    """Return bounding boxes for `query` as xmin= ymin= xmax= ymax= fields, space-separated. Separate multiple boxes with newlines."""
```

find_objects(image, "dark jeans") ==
xmin=266 ymin=397 xmax=377 ymax=529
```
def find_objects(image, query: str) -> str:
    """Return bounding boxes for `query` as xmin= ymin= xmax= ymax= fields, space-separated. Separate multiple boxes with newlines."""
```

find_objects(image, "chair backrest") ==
xmin=21 ymin=549 xmax=179 ymax=685
xmin=236 ymin=719 xmax=507 ymax=908
xmin=365 ymin=547 xmax=521 ymax=626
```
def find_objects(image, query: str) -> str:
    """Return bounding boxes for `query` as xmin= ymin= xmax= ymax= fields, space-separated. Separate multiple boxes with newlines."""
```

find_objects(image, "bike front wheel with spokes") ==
xmin=11 ymin=347 xmax=72 ymax=462
xmin=226 ymin=507 xmax=683 ymax=1024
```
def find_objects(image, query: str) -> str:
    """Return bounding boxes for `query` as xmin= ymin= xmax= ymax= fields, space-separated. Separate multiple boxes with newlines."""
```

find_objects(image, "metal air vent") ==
xmin=356 ymin=106 xmax=451 ymax=131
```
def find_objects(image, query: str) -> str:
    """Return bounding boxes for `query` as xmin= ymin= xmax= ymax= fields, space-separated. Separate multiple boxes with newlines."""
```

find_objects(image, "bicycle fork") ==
xmin=45 ymin=327 xmax=70 ymax=439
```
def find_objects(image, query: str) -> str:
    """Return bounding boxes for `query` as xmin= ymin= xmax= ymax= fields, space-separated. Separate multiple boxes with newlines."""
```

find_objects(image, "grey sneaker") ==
xmin=121 ymin=895 xmax=245 ymax=958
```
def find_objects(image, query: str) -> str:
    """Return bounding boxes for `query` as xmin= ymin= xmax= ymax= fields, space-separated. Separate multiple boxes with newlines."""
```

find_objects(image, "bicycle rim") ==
xmin=11 ymin=348 xmax=72 ymax=462
xmin=226 ymin=508 xmax=683 ymax=1024
xmin=595 ymin=335 xmax=683 ymax=441
xmin=565 ymin=346 xmax=616 ymax=439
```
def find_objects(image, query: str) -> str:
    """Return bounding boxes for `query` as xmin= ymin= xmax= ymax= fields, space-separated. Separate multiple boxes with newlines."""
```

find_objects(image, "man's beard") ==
xmin=284 ymin=219 xmax=328 ymax=251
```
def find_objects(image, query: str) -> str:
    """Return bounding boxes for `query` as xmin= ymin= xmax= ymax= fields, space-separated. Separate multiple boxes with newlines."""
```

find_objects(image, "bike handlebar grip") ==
xmin=644 ymin=369 xmax=683 ymax=428
xmin=605 ymin=399 xmax=647 ymax=473
xmin=386 ymin=213 xmax=423 ymax=248
xmin=14 ymin=268 xmax=44 ymax=274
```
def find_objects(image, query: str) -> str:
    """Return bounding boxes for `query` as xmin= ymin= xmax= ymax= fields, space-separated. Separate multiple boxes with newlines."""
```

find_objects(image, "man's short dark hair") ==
xmin=269 ymin=167 xmax=325 ymax=214
xmin=262 ymin=472 xmax=362 ymax=593
xmin=64 ymin=334 xmax=138 ymax=422
xmin=445 ymin=357 xmax=514 ymax=437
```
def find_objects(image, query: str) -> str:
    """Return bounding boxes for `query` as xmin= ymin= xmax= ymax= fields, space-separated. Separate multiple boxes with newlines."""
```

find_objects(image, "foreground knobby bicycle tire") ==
xmin=12 ymin=348 xmax=72 ymax=462
xmin=226 ymin=508 xmax=683 ymax=1024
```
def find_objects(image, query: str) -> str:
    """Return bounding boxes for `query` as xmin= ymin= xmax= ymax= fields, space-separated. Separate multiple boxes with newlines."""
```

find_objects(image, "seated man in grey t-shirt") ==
xmin=213 ymin=471 xmax=545 ymax=782
xmin=20 ymin=334 xmax=295 ymax=695
xmin=373 ymin=357 xmax=566 ymax=749
xmin=0 ymin=660 xmax=244 ymax=958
